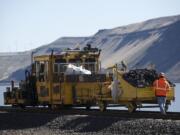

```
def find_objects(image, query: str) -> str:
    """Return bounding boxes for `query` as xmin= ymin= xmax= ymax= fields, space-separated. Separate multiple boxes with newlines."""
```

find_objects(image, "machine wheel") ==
xmin=51 ymin=104 xmax=62 ymax=110
xmin=86 ymin=104 xmax=91 ymax=110
xmin=86 ymin=105 xmax=90 ymax=110
xmin=98 ymin=101 xmax=107 ymax=112
xmin=127 ymin=103 xmax=137 ymax=113
xmin=12 ymin=104 xmax=18 ymax=108
xmin=86 ymin=101 xmax=91 ymax=110
xmin=19 ymin=104 xmax=25 ymax=109
xmin=48 ymin=104 xmax=52 ymax=109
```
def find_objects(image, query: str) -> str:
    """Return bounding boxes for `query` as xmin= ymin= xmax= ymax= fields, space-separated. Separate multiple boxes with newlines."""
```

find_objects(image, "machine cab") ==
xmin=34 ymin=45 xmax=101 ymax=105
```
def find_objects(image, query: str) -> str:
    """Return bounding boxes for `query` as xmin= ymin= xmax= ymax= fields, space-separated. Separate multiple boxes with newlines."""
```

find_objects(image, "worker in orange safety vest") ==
xmin=153 ymin=72 xmax=170 ymax=114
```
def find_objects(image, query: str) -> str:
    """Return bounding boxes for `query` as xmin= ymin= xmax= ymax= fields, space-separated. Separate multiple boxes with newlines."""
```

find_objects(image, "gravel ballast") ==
xmin=0 ymin=111 xmax=180 ymax=135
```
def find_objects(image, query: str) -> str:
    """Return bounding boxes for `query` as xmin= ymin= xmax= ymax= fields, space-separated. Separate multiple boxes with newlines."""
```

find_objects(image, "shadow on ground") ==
xmin=0 ymin=112 xmax=58 ymax=130
xmin=0 ymin=111 xmax=120 ymax=132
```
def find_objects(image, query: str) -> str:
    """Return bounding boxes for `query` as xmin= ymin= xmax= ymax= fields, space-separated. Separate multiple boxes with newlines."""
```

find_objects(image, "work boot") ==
xmin=161 ymin=111 xmax=166 ymax=115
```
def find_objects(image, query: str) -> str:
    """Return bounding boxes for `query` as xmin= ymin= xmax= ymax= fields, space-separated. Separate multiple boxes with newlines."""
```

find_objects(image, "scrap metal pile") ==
xmin=123 ymin=69 xmax=158 ymax=87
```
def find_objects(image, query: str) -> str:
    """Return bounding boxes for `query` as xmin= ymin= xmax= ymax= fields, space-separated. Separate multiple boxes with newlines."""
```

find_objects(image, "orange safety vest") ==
xmin=153 ymin=78 xmax=170 ymax=97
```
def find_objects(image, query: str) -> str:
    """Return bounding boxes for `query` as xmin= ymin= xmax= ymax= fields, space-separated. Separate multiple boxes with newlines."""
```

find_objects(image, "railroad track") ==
xmin=0 ymin=106 xmax=180 ymax=120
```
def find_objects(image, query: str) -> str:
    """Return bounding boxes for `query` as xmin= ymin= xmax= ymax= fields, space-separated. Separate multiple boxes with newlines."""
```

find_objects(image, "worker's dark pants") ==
xmin=157 ymin=96 xmax=166 ymax=114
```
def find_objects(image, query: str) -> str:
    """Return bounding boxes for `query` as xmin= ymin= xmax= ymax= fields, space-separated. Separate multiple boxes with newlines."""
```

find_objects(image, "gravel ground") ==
xmin=0 ymin=111 xmax=180 ymax=135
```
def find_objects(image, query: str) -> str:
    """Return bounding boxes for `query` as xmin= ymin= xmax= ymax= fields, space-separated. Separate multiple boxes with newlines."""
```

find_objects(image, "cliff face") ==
xmin=0 ymin=15 xmax=180 ymax=82
xmin=86 ymin=17 xmax=180 ymax=82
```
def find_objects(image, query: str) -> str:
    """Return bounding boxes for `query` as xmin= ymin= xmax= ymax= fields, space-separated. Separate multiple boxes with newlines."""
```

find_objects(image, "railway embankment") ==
xmin=0 ymin=108 xmax=180 ymax=135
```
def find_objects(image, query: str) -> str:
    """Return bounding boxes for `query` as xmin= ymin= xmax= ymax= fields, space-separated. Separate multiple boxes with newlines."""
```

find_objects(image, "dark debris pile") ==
xmin=123 ymin=69 xmax=158 ymax=88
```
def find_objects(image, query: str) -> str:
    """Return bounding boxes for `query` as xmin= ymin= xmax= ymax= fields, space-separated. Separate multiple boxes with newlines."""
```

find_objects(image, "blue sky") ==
xmin=0 ymin=0 xmax=180 ymax=52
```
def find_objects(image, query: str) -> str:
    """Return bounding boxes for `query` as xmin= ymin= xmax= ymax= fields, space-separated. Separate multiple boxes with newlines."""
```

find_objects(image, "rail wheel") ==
xmin=86 ymin=104 xmax=91 ymax=110
xmin=86 ymin=101 xmax=91 ymax=110
xmin=12 ymin=104 xmax=18 ymax=108
xmin=48 ymin=104 xmax=52 ymax=109
xmin=86 ymin=105 xmax=90 ymax=110
xmin=19 ymin=104 xmax=25 ymax=109
xmin=98 ymin=101 xmax=107 ymax=112
xmin=127 ymin=103 xmax=137 ymax=113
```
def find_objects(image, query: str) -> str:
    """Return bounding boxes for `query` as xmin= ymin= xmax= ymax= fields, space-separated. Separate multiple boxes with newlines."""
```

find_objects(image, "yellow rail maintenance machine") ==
xmin=4 ymin=44 xmax=175 ymax=112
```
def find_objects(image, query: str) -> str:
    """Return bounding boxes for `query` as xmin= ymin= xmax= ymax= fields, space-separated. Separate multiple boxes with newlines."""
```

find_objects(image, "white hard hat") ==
xmin=159 ymin=72 xmax=165 ymax=77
